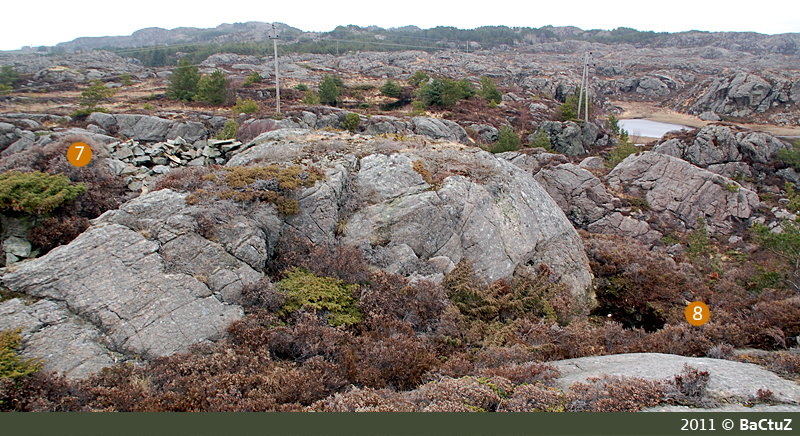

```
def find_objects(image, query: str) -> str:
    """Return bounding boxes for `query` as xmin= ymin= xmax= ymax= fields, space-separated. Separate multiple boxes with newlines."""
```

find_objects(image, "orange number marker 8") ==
xmin=67 ymin=142 xmax=92 ymax=167
xmin=685 ymin=301 xmax=710 ymax=326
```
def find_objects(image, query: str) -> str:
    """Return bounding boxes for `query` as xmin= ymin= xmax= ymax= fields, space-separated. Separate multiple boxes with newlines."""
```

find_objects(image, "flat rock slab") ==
xmin=553 ymin=353 xmax=800 ymax=406
xmin=2 ymin=223 xmax=243 ymax=366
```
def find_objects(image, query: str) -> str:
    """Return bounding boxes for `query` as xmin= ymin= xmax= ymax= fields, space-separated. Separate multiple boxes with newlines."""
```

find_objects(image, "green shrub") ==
xmin=560 ymin=86 xmax=592 ymax=121
xmin=605 ymin=138 xmax=638 ymax=168
xmin=531 ymin=130 xmax=553 ymax=151
xmin=380 ymin=79 xmax=402 ymax=98
xmin=79 ymin=79 xmax=115 ymax=110
xmin=491 ymin=125 xmax=520 ymax=153
xmin=724 ymin=182 xmax=739 ymax=192
xmin=0 ymin=84 xmax=11 ymax=95
xmin=418 ymin=76 xmax=474 ymax=108
xmin=478 ymin=75 xmax=502 ymax=103
xmin=785 ymin=182 xmax=800 ymax=213
xmin=409 ymin=70 xmax=430 ymax=88
xmin=242 ymin=71 xmax=263 ymax=87
xmin=409 ymin=100 xmax=426 ymax=116
xmin=0 ymin=171 xmax=86 ymax=215
xmin=120 ymin=73 xmax=133 ymax=87
xmin=776 ymin=143 xmax=800 ymax=170
xmin=606 ymin=113 xmax=621 ymax=136
xmin=294 ymin=83 xmax=309 ymax=92
xmin=231 ymin=97 xmax=259 ymax=114
xmin=489 ymin=100 xmax=497 ymax=108
xmin=0 ymin=66 xmax=19 ymax=88
xmin=302 ymin=89 xmax=320 ymax=105
xmin=167 ymin=58 xmax=200 ymax=101
xmin=196 ymin=70 xmax=227 ymax=105
xmin=216 ymin=119 xmax=239 ymax=140
xmin=277 ymin=268 xmax=362 ymax=327
xmin=687 ymin=217 xmax=709 ymax=258
xmin=0 ymin=328 xmax=42 ymax=380
xmin=342 ymin=113 xmax=360 ymax=134
xmin=318 ymin=74 xmax=340 ymax=106
xmin=142 ymin=103 xmax=154 ymax=111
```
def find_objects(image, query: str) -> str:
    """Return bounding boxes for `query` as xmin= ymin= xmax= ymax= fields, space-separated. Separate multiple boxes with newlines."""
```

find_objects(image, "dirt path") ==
xmin=614 ymin=101 xmax=800 ymax=139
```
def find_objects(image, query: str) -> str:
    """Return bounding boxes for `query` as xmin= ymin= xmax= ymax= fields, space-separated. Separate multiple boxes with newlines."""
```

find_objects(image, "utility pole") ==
xmin=577 ymin=52 xmax=587 ymax=121
xmin=585 ymin=52 xmax=590 ymax=124
xmin=269 ymin=24 xmax=281 ymax=115
xmin=576 ymin=51 xmax=592 ymax=123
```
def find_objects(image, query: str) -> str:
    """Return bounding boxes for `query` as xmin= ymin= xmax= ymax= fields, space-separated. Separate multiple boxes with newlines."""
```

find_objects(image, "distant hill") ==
xmin=11 ymin=22 xmax=799 ymax=66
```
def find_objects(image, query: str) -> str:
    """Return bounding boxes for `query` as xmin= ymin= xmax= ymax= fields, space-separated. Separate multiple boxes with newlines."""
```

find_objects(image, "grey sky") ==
xmin=3 ymin=0 xmax=799 ymax=51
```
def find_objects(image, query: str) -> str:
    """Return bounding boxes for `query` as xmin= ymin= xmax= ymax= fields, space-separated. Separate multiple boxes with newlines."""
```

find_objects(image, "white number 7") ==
xmin=76 ymin=145 xmax=84 ymax=160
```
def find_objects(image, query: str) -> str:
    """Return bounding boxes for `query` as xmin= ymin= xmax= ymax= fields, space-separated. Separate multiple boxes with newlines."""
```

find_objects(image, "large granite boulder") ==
xmin=534 ymin=163 xmax=617 ymax=227
xmin=411 ymin=117 xmax=468 ymax=143
xmin=342 ymin=148 xmax=594 ymax=301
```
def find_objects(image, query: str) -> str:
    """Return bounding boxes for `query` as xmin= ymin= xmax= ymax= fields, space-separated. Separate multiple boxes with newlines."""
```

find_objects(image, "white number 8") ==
xmin=693 ymin=306 xmax=703 ymax=320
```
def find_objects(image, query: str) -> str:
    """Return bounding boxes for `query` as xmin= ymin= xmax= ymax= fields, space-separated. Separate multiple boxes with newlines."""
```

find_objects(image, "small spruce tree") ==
xmin=343 ymin=113 xmax=360 ymax=134
xmin=79 ymin=79 xmax=116 ymax=110
xmin=196 ymin=70 xmax=227 ymax=105
xmin=319 ymin=74 xmax=340 ymax=106
xmin=479 ymin=75 xmax=502 ymax=104
xmin=491 ymin=125 xmax=520 ymax=153
xmin=167 ymin=58 xmax=200 ymax=101
xmin=380 ymin=79 xmax=402 ymax=98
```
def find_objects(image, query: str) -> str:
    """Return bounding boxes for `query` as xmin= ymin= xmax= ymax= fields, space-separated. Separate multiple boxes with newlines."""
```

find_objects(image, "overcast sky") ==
xmin=2 ymin=0 xmax=799 ymax=51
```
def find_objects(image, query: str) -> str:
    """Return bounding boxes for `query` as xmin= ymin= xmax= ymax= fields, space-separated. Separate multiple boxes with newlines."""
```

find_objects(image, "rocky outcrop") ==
xmin=534 ymin=163 xmax=617 ymax=227
xmin=532 ymin=163 xmax=662 ymax=244
xmin=0 ymin=189 xmax=272 ymax=378
xmin=689 ymin=72 xmax=796 ymax=116
xmin=411 ymin=117 xmax=468 ymax=143
xmin=535 ymin=121 xmax=604 ymax=155
xmin=554 ymin=353 xmax=800 ymax=410
xmin=607 ymin=152 xmax=760 ymax=233
xmin=341 ymin=148 xmax=593 ymax=300
xmin=2 ymin=221 xmax=245 ymax=373
xmin=653 ymin=125 xmax=790 ymax=169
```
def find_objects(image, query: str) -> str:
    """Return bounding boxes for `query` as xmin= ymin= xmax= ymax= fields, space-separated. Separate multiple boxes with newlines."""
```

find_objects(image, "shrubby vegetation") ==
xmin=0 ymin=171 xmax=85 ymax=215
xmin=380 ymin=79 xmax=402 ymax=98
xmin=196 ymin=70 xmax=227 ymax=105
xmin=1 ymin=223 xmax=798 ymax=411
xmin=0 ymin=66 xmax=19 ymax=95
xmin=242 ymin=71 xmax=263 ymax=87
xmin=559 ymin=86 xmax=591 ymax=121
xmin=318 ymin=74 xmax=340 ymax=106
xmin=342 ymin=113 xmax=360 ymax=134
xmin=417 ymin=76 xmax=474 ymax=108
xmin=74 ymin=79 xmax=116 ymax=116
xmin=490 ymin=125 xmax=520 ymax=153
xmin=167 ymin=59 xmax=200 ymax=101
xmin=0 ymin=328 xmax=42 ymax=380
xmin=478 ymin=75 xmax=502 ymax=104
xmin=231 ymin=97 xmax=260 ymax=114
xmin=215 ymin=119 xmax=239 ymax=140
xmin=0 ymin=136 xmax=125 ymax=253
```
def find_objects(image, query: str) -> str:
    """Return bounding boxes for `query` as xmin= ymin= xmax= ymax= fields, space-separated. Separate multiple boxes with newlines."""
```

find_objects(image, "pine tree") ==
xmin=167 ymin=58 xmax=200 ymax=101
xmin=319 ymin=74 xmax=340 ymax=106
xmin=196 ymin=70 xmax=227 ymax=105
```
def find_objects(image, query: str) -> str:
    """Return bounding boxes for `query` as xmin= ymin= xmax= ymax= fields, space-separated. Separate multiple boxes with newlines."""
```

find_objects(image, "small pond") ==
xmin=618 ymin=119 xmax=692 ymax=139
